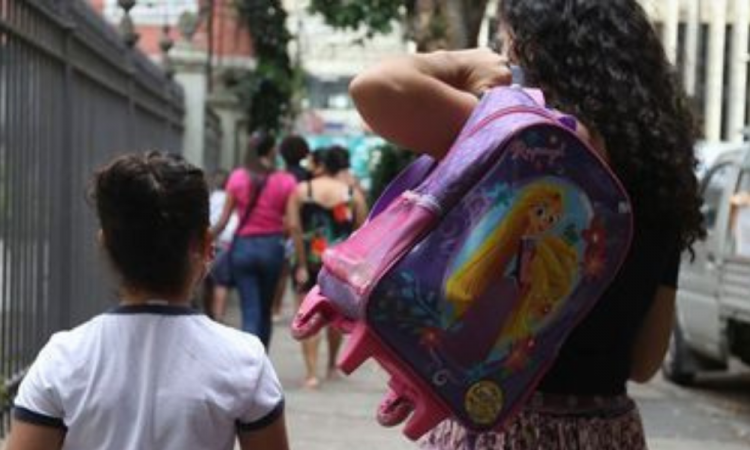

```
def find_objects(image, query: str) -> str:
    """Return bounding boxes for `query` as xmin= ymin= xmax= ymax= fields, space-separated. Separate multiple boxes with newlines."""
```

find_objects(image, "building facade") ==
xmin=283 ymin=0 xmax=408 ymax=136
xmin=90 ymin=0 xmax=256 ymax=169
xmin=645 ymin=0 xmax=749 ymax=143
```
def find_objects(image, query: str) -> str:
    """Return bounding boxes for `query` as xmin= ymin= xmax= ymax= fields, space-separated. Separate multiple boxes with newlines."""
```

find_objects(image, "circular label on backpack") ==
xmin=464 ymin=380 xmax=504 ymax=425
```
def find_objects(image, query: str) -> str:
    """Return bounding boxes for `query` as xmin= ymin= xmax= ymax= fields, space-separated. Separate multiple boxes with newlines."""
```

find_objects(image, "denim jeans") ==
xmin=230 ymin=234 xmax=284 ymax=348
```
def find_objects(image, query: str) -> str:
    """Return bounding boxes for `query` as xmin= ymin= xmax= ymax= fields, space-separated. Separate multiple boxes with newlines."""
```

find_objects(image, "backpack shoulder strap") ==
xmin=236 ymin=170 xmax=267 ymax=232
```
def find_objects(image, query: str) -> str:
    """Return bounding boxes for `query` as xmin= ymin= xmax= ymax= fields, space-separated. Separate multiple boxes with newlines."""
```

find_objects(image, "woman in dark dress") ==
xmin=348 ymin=0 xmax=704 ymax=447
xmin=286 ymin=149 xmax=369 ymax=388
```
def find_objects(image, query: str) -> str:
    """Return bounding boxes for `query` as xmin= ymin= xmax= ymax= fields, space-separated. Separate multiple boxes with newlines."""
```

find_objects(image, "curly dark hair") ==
xmin=324 ymin=145 xmax=351 ymax=174
xmin=499 ymin=0 xmax=705 ymax=252
xmin=91 ymin=152 xmax=209 ymax=296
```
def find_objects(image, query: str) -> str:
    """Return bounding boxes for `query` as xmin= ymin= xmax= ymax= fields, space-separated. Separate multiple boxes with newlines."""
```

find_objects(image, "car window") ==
xmin=737 ymin=171 xmax=750 ymax=193
xmin=701 ymin=163 xmax=733 ymax=231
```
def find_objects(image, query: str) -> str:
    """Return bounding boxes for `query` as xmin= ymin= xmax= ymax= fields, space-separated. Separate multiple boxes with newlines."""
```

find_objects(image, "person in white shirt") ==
xmin=731 ymin=191 xmax=750 ymax=258
xmin=6 ymin=152 xmax=289 ymax=450
xmin=206 ymin=169 xmax=239 ymax=321
xmin=210 ymin=169 xmax=240 ymax=246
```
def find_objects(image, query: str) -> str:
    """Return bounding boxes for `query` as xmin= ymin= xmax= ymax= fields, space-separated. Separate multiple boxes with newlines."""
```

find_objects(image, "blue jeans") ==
xmin=231 ymin=234 xmax=284 ymax=348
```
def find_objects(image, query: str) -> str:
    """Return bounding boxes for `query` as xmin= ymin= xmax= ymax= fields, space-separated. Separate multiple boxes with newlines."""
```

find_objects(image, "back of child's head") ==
xmin=326 ymin=145 xmax=350 ymax=171
xmin=311 ymin=148 xmax=328 ymax=171
xmin=279 ymin=135 xmax=310 ymax=167
xmin=90 ymin=152 xmax=209 ymax=296
xmin=321 ymin=145 xmax=350 ymax=175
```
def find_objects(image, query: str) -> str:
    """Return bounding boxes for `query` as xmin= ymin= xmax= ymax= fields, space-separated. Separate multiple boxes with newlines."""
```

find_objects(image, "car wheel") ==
xmin=662 ymin=322 xmax=697 ymax=386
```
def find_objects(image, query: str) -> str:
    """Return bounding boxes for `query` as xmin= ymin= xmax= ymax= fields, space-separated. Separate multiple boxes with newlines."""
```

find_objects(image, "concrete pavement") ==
xmin=231 ymin=295 xmax=414 ymax=450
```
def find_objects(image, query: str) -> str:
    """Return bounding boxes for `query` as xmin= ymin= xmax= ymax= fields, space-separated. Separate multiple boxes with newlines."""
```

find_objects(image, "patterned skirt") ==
xmin=419 ymin=393 xmax=647 ymax=450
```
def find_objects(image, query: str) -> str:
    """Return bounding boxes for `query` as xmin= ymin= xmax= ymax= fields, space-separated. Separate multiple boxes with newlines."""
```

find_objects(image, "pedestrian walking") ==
xmin=211 ymin=132 xmax=297 ymax=348
xmin=327 ymin=144 xmax=366 ymax=197
xmin=731 ymin=190 xmax=750 ymax=258
xmin=6 ymin=152 xmax=289 ymax=450
xmin=349 ymin=0 xmax=705 ymax=447
xmin=272 ymin=135 xmax=313 ymax=323
xmin=287 ymin=148 xmax=368 ymax=389
xmin=279 ymin=134 xmax=312 ymax=183
xmin=204 ymin=169 xmax=238 ymax=322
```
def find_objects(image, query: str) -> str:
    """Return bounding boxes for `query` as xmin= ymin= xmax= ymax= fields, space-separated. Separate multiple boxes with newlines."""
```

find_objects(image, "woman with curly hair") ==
xmin=349 ymin=0 xmax=704 ymax=448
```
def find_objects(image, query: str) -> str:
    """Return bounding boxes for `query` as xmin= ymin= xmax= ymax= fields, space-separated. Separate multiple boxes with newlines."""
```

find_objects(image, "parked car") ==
xmin=663 ymin=141 xmax=750 ymax=385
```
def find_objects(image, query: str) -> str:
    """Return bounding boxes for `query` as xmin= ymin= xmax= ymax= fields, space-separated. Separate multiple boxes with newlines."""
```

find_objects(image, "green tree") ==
xmin=308 ymin=0 xmax=491 ymax=51
xmin=368 ymin=143 xmax=417 ymax=205
xmin=234 ymin=0 xmax=295 ymax=134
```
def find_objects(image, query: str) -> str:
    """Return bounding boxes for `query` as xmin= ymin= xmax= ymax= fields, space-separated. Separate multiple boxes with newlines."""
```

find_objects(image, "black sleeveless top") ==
xmin=538 ymin=225 xmax=681 ymax=395
xmin=300 ymin=181 xmax=356 ymax=271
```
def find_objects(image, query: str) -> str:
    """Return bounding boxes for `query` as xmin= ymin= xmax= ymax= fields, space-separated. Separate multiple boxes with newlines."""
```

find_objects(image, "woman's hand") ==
xmin=350 ymin=50 xmax=512 ymax=158
xmin=451 ymin=49 xmax=513 ymax=96
xmin=731 ymin=191 xmax=750 ymax=206
xmin=295 ymin=266 xmax=310 ymax=286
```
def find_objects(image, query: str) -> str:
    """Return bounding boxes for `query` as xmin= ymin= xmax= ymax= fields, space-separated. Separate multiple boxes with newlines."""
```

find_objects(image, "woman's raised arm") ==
xmin=349 ymin=49 xmax=512 ymax=159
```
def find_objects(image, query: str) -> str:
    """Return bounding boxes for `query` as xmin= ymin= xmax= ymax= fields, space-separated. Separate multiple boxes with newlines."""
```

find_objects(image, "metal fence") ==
xmin=0 ymin=0 xmax=184 ymax=435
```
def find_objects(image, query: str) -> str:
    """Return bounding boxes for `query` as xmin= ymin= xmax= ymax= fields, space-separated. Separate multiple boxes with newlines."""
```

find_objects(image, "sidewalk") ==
xmin=226 ymin=293 xmax=414 ymax=450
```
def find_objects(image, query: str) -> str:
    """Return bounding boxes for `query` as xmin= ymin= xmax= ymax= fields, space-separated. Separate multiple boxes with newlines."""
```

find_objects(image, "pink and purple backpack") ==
xmin=292 ymin=87 xmax=633 ymax=440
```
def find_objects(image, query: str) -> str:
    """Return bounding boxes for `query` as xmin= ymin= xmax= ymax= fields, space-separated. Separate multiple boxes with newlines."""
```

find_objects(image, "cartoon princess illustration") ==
xmin=438 ymin=182 xmax=579 ymax=368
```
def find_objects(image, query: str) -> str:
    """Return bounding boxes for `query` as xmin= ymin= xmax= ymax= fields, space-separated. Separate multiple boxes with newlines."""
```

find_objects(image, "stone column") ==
xmin=663 ymin=0 xmax=681 ymax=64
xmin=172 ymin=47 xmax=208 ymax=168
xmin=727 ymin=0 xmax=749 ymax=142
xmin=684 ymin=0 xmax=700 ymax=97
xmin=705 ymin=0 xmax=727 ymax=142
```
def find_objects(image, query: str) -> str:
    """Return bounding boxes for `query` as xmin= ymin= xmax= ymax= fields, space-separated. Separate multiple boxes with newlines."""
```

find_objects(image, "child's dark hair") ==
xmin=90 ymin=152 xmax=209 ymax=296
xmin=311 ymin=149 xmax=327 ymax=169
xmin=325 ymin=145 xmax=351 ymax=174
xmin=279 ymin=135 xmax=310 ymax=167
xmin=312 ymin=148 xmax=348 ymax=175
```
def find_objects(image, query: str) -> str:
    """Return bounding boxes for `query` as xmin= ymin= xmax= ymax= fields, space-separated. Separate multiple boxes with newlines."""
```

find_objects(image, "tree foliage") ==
xmin=308 ymin=0 xmax=490 ymax=50
xmin=307 ymin=0 xmax=413 ymax=37
xmin=234 ymin=0 xmax=295 ymax=134
xmin=367 ymin=143 xmax=417 ymax=206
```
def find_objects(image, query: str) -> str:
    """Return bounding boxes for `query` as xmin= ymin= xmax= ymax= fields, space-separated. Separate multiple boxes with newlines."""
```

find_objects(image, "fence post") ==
xmin=51 ymin=0 xmax=76 ymax=332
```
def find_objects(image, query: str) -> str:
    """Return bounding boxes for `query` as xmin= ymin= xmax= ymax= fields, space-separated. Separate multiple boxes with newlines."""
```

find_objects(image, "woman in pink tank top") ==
xmin=212 ymin=132 xmax=296 ymax=348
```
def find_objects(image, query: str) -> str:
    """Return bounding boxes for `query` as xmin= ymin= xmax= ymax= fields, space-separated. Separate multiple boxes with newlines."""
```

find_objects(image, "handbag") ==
xmin=212 ymin=171 xmax=268 ymax=287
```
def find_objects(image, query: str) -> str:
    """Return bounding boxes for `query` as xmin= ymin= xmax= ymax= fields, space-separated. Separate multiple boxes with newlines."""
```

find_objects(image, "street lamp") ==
xmin=160 ymin=24 xmax=175 ymax=78
xmin=118 ymin=0 xmax=140 ymax=48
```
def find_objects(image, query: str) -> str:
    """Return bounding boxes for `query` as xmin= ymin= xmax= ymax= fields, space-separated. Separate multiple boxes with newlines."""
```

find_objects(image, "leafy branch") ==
xmin=233 ymin=0 xmax=296 ymax=134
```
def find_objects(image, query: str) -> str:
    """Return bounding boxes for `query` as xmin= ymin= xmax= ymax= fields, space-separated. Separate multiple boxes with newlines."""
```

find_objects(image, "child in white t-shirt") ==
xmin=6 ymin=152 xmax=289 ymax=450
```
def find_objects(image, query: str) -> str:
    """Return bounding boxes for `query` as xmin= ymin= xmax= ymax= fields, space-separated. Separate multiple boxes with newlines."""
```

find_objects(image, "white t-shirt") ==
xmin=210 ymin=190 xmax=239 ymax=246
xmin=736 ymin=206 xmax=750 ymax=258
xmin=14 ymin=303 xmax=284 ymax=450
